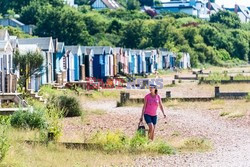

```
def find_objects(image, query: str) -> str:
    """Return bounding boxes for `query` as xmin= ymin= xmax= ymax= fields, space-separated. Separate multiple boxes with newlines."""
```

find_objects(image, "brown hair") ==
xmin=155 ymin=88 xmax=158 ymax=94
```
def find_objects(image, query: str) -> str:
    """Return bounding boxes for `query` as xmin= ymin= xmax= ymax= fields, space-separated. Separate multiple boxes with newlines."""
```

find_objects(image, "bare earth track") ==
xmin=63 ymin=98 xmax=250 ymax=167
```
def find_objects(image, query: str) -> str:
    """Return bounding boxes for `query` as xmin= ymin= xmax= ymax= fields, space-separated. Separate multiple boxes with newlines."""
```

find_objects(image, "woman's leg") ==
xmin=148 ymin=123 xmax=154 ymax=140
xmin=151 ymin=125 xmax=155 ymax=140
xmin=151 ymin=116 xmax=157 ymax=140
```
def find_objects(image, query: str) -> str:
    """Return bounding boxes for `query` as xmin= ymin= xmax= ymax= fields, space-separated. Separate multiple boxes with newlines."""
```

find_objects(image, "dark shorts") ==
xmin=144 ymin=114 xmax=157 ymax=125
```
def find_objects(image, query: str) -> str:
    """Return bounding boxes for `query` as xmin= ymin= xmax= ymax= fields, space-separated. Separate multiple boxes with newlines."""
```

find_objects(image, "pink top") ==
xmin=144 ymin=93 xmax=161 ymax=116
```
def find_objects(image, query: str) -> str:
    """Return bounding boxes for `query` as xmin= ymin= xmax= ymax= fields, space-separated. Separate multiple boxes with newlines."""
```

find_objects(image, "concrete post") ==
xmin=215 ymin=86 xmax=220 ymax=98
xmin=166 ymin=91 xmax=171 ymax=98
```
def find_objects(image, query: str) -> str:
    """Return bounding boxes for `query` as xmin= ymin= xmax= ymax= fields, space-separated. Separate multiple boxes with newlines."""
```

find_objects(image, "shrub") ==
xmin=10 ymin=108 xmax=47 ymax=130
xmin=0 ymin=126 xmax=10 ymax=162
xmin=129 ymin=132 xmax=148 ymax=152
xmin=246 ymin=94 xmax=250 ymax=102
xmin=44 ymin=105 xmax=63 ymax=141
xmin=91 ymin=131 xmax=129 ymax=153
xmin=147 ymin=141 xmax=175 ymax=154
xmin=0 ymin=116 xmax=10 ymax=126
xmin=50 ymin=95 xmax=81 ymax=117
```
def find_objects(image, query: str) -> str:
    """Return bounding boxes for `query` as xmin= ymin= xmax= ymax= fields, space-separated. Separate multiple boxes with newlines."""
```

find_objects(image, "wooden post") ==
xmin=196 ymin=74 xmax=198 ymax=80
xmin=230 ymin=76 xmax=234 ymax=81
xmin=174 ymin=75 xmax=178 ymax=79
xmin=215 ymin=86 xmax=220 ymax=98
xmin=172 ymin=80 xmax=175 ymax=85
xmin=120 ymin=92 xmax=130 ymax=105
xmin=48 ymin=132 xmax=55 ymax=141
xmin=166 ymin=91 xmax=171 ymax=98
xmin=201 ymin=77 xmax=204 ymax=82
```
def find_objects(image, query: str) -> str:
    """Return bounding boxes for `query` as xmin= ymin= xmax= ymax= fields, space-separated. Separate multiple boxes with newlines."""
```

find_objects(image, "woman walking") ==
xmin=140 ymin=84 xmax=166 ymax=140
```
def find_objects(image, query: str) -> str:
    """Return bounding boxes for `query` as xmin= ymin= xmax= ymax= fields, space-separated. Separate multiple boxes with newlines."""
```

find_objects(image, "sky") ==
xmin=216 ymin=0 xmax=250 ymax=8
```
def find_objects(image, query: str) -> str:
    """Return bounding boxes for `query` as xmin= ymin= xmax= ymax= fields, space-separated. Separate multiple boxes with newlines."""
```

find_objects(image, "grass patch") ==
xmin=219 ymin=111 xmax=230 ymax=117
xmin=89 ymin=90 xmax=120 ymax=100
xmin=164 ymin=83 xmax=176 ymax=88
xmin=90 ymin=131 xmax=175 ymax=155
xmin=220 ymin=111 xmax=245 ymax=118
xmin=177 ymin=137 xmax=212 ymax=152
xmin=1 ymin=133 xmax=134 ymax=166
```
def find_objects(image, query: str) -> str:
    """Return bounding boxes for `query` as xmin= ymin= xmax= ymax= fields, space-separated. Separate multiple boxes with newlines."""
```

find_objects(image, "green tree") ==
xmin=83 ymin=13 xmax=107 ymax=35
xmin=35 ymin=6 xmax=93 ymax=45
xmin=121 ymin=19 xmax=146 ymax=48
xmin=127 ymin=0 xmax=140 ymax=10
xmin=210 ymin=10 xmax=241 ymax=28
xmin=139 ymin=0 xmax=153 ymax=6
xmin=13 ymin=51 xmax=43 ymax=91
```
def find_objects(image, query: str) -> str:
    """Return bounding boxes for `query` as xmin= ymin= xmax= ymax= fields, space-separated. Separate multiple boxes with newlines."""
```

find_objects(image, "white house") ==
xmin=235 ymin=5 xmax=250 ymax=23
xmin=0 ymin=30 xmax=16 ymax=93
xmin=90 ymin=0 xmax=121 ymax=10
xmin=156 ymin=0 xmax=210 ymax=19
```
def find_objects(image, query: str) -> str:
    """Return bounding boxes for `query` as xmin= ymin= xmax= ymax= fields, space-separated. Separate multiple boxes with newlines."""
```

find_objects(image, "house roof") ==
xmin=80 ymin=46 xmax=94 ymax=55
xmin=130 ymin=49 xmax=142 ymax=55
xmin=57 ymin=42 xmax=64 ymax=52
xmin=18 ymin=37 xmax=54 ymax=51
xmin=0 ymin=29 xmax=9 ymax=41
xmin=18 ymin=44 xmax=40 ymax=55
xmin=0 ymin=41 xmax=13 ymax=52
xmin=90 ymin=0 xmax=120 ymax=9
xmin=209 ymin=2 xmax=222 ymax=12
xmin=237 ymin=5 xmax=250 ymax=18
xmin=9 ymin=36 xmax=18 ymax=49
xmin=90 ymin=46 xmax=112 ymax=55
xmin=65 ymin=45 xmax=81 ymax=55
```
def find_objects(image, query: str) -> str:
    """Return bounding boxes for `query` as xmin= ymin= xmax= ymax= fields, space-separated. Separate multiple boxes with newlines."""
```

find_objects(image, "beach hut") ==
xmin=113 ymin=48 xmax=122 ymax=76
xmin=144 ymin=50 xmax=156 ymax=74
xmin=18 ymin=37 xmax=55 ymax=85
xmin=0 ymin=41 xmax=14 ymax=93
xmin=122 ymin=49 xmax=130 ymax=75
xmin=160 ymin=50 xmax=176 ymax=69
xmin=64 ymin=46 xmax=82 ymax=82
xmin=130 ymin=50 xmax=140 ymax=75
xmin=0 ymin=29 xmax=17 ymax=93
xmin=156 ymin=50 xmax=163 ymax=70
xmin=91 ymin=46 xmax=113 ymax=80
xmin=179 ymin=52 xmax=191 ymax=69
xmin=53 ymin=41 xmax=67 ymax=85
xmin=81 ymin=46 xmax=94 ymax=78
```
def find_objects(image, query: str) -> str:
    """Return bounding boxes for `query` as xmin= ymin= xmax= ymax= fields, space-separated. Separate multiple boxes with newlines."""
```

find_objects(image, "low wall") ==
xmin=200 ymin=76 xmax=250 ymax=84
xmin=118 ymin=87 xmax=249 ymax=106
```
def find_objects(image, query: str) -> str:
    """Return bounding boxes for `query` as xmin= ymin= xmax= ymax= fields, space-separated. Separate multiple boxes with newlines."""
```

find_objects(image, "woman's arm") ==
xmin=159 ymin=97 xmax=166 ymax=118
xmin=140 ymin=97 xmax=147 ymax=121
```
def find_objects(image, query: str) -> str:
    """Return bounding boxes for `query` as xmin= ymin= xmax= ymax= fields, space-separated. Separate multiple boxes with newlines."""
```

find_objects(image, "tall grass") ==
xmin=91 ymin=131 xmax=175 ymax=155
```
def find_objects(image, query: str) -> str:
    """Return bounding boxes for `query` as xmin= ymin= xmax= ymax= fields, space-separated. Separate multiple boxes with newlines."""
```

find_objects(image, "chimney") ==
xmin=235 ymin=4 xmax=239 ymax=13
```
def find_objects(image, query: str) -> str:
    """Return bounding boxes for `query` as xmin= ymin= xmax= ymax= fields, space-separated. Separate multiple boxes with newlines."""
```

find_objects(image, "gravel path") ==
xmin=63 ymin=99 xmax=250 ymax=166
